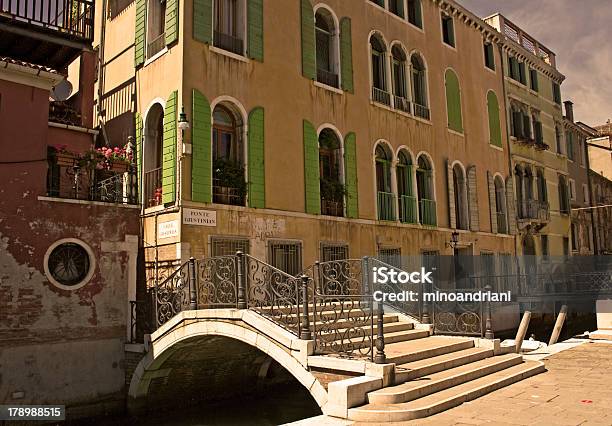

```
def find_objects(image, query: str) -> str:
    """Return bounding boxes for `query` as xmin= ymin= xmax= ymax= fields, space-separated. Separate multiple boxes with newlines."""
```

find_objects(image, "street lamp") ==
xmin=447 ymin=231 xmax=460 ymax=249
xmin=178 ymin=107 xmax=190 ymax=131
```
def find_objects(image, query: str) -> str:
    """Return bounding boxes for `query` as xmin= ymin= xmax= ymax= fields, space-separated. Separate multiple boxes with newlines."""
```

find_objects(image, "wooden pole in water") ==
xmin=515 ymin=311 xmax=531 ymax=354
xmin=548 ymin=305 xmax=568 ymax=346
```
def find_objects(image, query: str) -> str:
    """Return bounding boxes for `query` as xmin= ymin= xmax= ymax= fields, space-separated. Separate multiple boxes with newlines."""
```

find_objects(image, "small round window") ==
xmin=45 ymin=240 xmax=94 ymax=289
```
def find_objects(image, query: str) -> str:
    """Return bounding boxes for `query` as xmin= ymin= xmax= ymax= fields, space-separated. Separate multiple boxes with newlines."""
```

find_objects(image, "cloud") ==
xmin=461 ymin=0 xmax=612 ymax=126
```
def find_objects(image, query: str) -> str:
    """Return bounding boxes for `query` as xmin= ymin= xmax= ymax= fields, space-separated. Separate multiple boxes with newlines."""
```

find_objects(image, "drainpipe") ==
xmin=497 ymin=43 xmax=520 ymax=263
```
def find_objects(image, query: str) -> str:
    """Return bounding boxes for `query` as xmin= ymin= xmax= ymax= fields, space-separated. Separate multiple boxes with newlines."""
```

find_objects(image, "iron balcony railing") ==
xmin=413 ymin=103 xmax=430 ymax=120
xmin=321 ymin=198 xmax=344 ymax=217
xmin=519 ymin=199 xmax=550 ymax=221
xmin=213 ymin=178 xmax=246 ymax=206
xmin=419 ymin=198 xmax=437 ymax=226
xmin=146 ymin=32 xmax=165 ymax=59
xmin=1 ymin=0 xmax=94 ymax=40
xmin=393 ymin=95 xmax=411 ymax=113
xmin=399 ymin=194 xmax=418 ymax=224
xmin=317 ymin=68 xmax=339 ymax=88
xmin=47 ymin=159 xmax=137 ymax=204
xmin=372 ymin=87 xmax=391 ymax=106
xmin=144 ymin=167 xmax=162 ymax=208
xmin=213 ymin=30 xmax=244 ymax=55
xmin=377 ymin=191 xmax=396 ymax=221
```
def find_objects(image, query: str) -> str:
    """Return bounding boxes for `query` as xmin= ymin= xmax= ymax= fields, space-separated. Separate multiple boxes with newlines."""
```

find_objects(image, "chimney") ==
xmin=564 ymin=101 xmax=574 ymax=123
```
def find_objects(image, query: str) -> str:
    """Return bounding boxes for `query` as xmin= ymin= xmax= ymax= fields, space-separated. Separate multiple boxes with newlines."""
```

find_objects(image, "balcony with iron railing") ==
xmin=393 ymin=96 xmax=411 ymax=114
xmin=372 ymin=87 xmax=391 ymax=106
xmin=317 ymin=69 xmax=339 ymax=88
xmin=47 ymin=151 xmax=137 ymax=205
xmin=413 ymin=103 xmax=430 ymax=120
xmin=377 ymin=191 xmax=396 ymax=221
xmin=399 ymin=194 xmax=417 ymax=224
xmin=518 ymin=199 xmax=550 ymax=222
xmin=321 ymin=198 xmax=344 ymax=217
xmin=213 ymin=30 xmax=244 ymax=55
xmin=0 ymin=0 xmax=94 ymax=69
xmin=147 ymin=32 xmax=166 ymax=59
xmin=419 ymin=198 xmax=437 ymax=226
xmin=144 ymin=167 xmax=162 ymax=208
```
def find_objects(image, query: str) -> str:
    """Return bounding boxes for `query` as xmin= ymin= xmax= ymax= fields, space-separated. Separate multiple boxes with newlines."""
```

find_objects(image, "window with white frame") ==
xmin=569 ymin=178 xmax=576 ymax=201
xmin=213 ymin=0 xmax=246 ymax=55
xmin=146 ymin=0 xmax=167 ymax=59
xmin=583 ymin=183 xmax=590 ymax=204
xmin=441 ymin=12 xmax=455 ymax=47
xmin=315 ymin=8 xmax=339 ymax=88
xmin=370 ymin=33 xmax=390 ymax=105
xmin=391 ymin=45 xmax=409 ymax=112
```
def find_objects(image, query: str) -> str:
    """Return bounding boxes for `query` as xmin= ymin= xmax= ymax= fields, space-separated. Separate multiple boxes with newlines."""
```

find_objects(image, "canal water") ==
xmin=67 ymin=383 xmax=321 ymax=426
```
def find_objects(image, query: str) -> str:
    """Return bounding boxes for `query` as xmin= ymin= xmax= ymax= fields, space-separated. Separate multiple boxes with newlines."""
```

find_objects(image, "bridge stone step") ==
xmin=384 ymin=337 xmax=475 ymax=365
xmin=395 ymin=347 xmax=494 ymax=383
xmin=368 ymin=353 xmax=523 ymax=404
xmin=347 ymin=360 xmax=545 ymax=422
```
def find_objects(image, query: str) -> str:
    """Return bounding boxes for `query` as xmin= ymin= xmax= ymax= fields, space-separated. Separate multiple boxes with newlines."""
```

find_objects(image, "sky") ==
xmin=461 ymin=0 xmax=612 ymax=127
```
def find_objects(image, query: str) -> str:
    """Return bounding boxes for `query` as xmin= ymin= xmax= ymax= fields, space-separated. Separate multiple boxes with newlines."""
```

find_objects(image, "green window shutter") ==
xmin=446 ymin=160 xmax=456 ymax=229
xmin=248 ymin=107 xmax=265 ymax=208
xmin=192 ymin=89 xmax=212 ymax=203
xmin=300 ymin=0 xmax=316 ymax=80
xmin=165 ymin=0 xmax=179 ymax=46
xmin=162 ymin=90 xmax=178 ymax=204
xmin=303 ymin=120 xmax=320 ymax=214
xmin=445 ymin=69 xmax=462 ymax=132
xmin=194 ymin=0 xmax=213 ymax=43
xmin=340 ymin=17 xmax=354 ymax=93
xmin=487 ymin=91 xmax=502 ymax=147
xmin=135 ymin=112 xmax=143 ymax=196
xmin=247 ymin=0 xmax=264 ymax=61
xmin=134 ymin=0 xmax=146 ymax=66
xmin=344 ymin=132 xmax=358 ymax=218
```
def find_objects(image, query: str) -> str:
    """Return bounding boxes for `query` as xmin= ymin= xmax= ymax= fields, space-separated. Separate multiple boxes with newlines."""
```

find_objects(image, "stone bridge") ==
xmin=128 ymin=255 xmax=545 ymax=422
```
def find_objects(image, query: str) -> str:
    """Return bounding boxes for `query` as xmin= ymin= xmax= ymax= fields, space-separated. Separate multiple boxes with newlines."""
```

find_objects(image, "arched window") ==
xmin=416 ymin=154 xmax=436 ymax=226
xmin=559 ymin=175 xmax=570 ymax=215
xmin=319 ymin=129 xmax=344 ymax=216
xmin=315 ymin=8 xmax=339 ymax=88
xmin=391 ymin=45 xmax=409 ymax=112
xmin=487 ymin=91 xmax=502 ymax=147
xmin=411 ymin=54 xmax=429 ymax=119
xmin=452 ymin=164 xmax=468 ymax=230
xmin=370 ymin=34 xmax=390 ymax=105
xmin=397 ymin=150 xmax=416 ymax=223
xmin=375 ymin=144 xmax=394 ymax=220
xmin=494 ymin=176 xmax=507 ymax=233
xmin=212 ymin=103 xmax=246 ymax=206
xmin=445 ymin=69 xmax=463 ymax=133
xmin=214 ymin=0 xmax=246 ymax=55
xmin=143 ymin=103 xmax=164 ymax=207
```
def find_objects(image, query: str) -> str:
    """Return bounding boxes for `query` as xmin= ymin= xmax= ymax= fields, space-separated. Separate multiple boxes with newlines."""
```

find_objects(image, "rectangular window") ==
xmin=552 ymin=82 xmax=561 ymax=104
xmin=562 ymin=237 xmax=569 ymax=257
xmin=321 ymin=243 xmax=349 ymax=262
xmin=146 ymin=0 xmax=167 ymax=59
xmin=210 ymin=236 xmax=250 ymax=256
xmin=569 ymin=179 xmax=576 ymax=200
xmin=541 ymin=235 xmax=549 ymax=259
xmin=268 ymin=241 xmax=302 ymax=276
xmin=583 ymin=184 xmax=590 ymax=204
xmin=571 ymin=223 xmax=578 ymax=252
xmin=529 ymin=68 xmax=539 ymax=91
xmin=518 ymin=62 xmax=526 ymax=85
xmin=370 ymin=0 xmax=384 ymax=7
xmin=378 ymin=247 xmax=402 ymax=268
xmin=567 ymin=131 xmax=575 ymax=161
xmin=508 ymin=56 xmax=519 ymax=80
xmin=484 ymin=42 xmax=495 ymax=70
xmin=407 ymin=0 xmax=422 ymax=28
xmin=441 ymin=13 xmax=455 ymax=47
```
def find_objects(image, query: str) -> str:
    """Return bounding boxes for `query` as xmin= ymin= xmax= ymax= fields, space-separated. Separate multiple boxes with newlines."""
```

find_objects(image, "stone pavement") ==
xmin=287 ymin=341 xmax=612 ymax=426
xmin=378 ymin=341 xmax=612 ymax=426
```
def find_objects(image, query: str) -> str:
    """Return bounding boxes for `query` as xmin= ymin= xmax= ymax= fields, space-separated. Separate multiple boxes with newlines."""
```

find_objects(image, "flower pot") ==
xmin=109 ymin=161 xmax=130 ymax=173
xmin=56 ymin=152 xmax=76 ymax=167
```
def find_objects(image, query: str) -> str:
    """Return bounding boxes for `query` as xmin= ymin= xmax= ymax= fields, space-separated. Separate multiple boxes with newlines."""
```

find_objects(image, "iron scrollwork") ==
xmin=196 ymin=256 xmax=238 ymax=308
xmin=154 ymin=262 xmax=190 ymax=327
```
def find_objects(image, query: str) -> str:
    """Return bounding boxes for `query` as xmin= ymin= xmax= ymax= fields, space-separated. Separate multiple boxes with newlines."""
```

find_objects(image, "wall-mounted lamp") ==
xmin=178 ymin=106 xmax=191 ymax=154
xmin=446 ymin=231 xmax=460 ymax=249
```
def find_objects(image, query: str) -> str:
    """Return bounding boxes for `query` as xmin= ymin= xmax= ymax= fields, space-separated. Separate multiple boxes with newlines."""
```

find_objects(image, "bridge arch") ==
xmin=127 ymin=314 xmax=327 ymax=414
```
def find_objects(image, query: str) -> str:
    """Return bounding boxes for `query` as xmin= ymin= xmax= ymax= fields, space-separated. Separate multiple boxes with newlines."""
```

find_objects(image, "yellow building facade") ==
xmin=96 ymin=0 xmax=520 ymax=271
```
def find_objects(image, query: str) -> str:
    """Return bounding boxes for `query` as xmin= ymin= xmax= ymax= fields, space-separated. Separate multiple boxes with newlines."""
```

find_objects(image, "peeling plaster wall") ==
xmin=0 ymin=77 xmax=140 ymax=414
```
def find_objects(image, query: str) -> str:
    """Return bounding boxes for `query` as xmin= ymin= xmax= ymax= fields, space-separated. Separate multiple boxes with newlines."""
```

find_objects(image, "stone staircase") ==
xmin=319 ymin=312 xmax=545 ymax=422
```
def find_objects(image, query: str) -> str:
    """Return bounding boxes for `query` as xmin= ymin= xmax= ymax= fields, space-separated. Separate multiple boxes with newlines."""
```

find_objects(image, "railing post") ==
xmin=300 ymin=275 xmax=312 ymax=340
xmin=484 ymin=284 xmax=494 ymax=339
xmin=374 ymin=300 xmax=386 ymax=364
xmin=189 ymin=257 xmax=197 ymax=310
xmin=362 ymin=256 xmax=371 ymax=295
xmin=421 ymin=277 xmax=431 ymax=324
xmin=236 ymin=251 xmax=247 ymax=309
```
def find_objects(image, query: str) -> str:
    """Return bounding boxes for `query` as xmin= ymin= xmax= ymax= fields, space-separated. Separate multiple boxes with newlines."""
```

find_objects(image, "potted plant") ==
xmin=213 ymin=158 xmax=247 ymax=205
